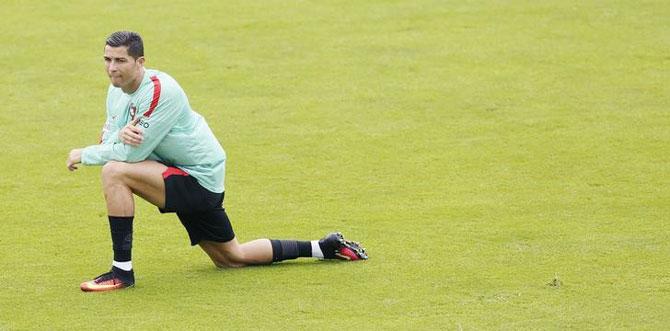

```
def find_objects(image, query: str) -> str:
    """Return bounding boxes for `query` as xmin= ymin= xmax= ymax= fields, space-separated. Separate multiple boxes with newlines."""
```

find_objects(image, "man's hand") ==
xmin=119 ymin=117 xmax=143 ymax=146
xmin=67 ymin=149 xmax=82 ymax=171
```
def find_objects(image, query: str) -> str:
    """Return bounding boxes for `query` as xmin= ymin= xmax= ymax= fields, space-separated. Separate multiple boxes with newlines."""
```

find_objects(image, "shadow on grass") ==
xmin=187 ymin=258 xmax=364 ymax=274
xmin=131 ymin=259 xmax=369 ymax=294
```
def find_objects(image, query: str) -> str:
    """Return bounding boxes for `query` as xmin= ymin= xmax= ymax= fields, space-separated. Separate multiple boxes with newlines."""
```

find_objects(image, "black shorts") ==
xmin=160 ymin=167 xmax=235 ymax=245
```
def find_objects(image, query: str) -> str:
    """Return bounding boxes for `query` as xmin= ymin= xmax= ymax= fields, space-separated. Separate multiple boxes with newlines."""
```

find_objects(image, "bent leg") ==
xmin=200 ymin=233 xmax=369 ymax=268
xmin=94 ymin=160 xmax=168 ymax=284
xmin=198 ymin=235 xmax=319 ymax=268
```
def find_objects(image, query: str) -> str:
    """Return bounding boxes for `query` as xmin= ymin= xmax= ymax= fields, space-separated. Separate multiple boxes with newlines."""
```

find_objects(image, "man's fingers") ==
xmin=66 ymin=149 xmax=82 ymax=171
xmin=129 ymin=126 xmax=143 ymax=134
xmin=124 ymin=129 xmax=141 ymax=138
xmin=121 ymin=128 xmax=143 ymax=146
xmin=126 ymin=131 xmax=143 ymax=141
xmin=119 ymin=120 xmax=144 ymax=146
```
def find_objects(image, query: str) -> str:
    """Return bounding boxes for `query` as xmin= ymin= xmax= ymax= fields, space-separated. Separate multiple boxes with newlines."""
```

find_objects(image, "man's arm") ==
xmin=66 ymin=115 xmax=142 ymax=171
xmin=80 ymin=85 xmax=184 ymax=165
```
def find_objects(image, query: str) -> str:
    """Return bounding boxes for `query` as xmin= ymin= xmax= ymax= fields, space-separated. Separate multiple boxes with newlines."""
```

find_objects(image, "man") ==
xmin=67 ymin=31 xmax=367 ymax=292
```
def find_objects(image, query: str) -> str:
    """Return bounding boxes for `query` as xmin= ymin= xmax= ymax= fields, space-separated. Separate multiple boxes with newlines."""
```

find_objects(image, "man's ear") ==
xmin=136 ymin=56 xmax=145 ymax=66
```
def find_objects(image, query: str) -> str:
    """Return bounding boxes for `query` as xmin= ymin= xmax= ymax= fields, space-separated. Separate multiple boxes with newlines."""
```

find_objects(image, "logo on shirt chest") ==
xmin=129 ymin=103 xmax=138 ymax=120
xmin=127 ymin=102 xmax=150 ymax=128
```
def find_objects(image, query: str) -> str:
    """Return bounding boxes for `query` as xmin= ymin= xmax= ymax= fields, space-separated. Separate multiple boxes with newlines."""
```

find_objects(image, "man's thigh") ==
xmin=108 ymin=160 xmax=168 ymax=208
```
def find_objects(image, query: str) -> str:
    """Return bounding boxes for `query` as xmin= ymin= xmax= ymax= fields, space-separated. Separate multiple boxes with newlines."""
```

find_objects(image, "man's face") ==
xmin=104 ymin=45 xmax=144 ymax=91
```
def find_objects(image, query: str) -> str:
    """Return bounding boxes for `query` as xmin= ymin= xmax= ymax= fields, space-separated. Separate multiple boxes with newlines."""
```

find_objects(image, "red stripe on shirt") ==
xmin=143 ymin=76 xmax=162 ymax=118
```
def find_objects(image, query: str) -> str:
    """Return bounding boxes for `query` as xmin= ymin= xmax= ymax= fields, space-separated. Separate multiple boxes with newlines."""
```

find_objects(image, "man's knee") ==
xmin=219 ymin=246 xmax=248 ymax=268
xmin=214 ymin=256 xmax=245 ymax=268
xmin=102 ymin=161 xmax=130 ymax=184
xmin=202 ymin=241 xmax=246 ymax=268
xmin=212 ymin=251 xmax=246 ymax=268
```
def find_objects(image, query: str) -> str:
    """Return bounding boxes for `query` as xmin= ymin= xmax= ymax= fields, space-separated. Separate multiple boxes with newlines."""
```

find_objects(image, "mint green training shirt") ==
xmin=81 ymin=69 xmax=226 ymax=193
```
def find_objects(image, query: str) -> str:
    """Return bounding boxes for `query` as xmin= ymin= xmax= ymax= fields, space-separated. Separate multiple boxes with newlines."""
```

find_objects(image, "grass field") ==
xmin=1 ymin=0 xmax=669 ymax=329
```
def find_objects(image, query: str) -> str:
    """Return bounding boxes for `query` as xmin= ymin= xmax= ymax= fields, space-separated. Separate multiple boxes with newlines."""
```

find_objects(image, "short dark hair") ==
xmin=105 ymin=31 xmax=144 ymax=59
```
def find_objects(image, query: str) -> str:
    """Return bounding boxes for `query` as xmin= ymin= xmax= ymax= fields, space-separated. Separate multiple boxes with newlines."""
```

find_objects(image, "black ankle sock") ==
xmin=270 ymin=240 xmax=312 ymax=262
xmin=297 ymin=241 xmax=311 ymax=257
xmin=109 ymin=216 xmax=133 ymax=263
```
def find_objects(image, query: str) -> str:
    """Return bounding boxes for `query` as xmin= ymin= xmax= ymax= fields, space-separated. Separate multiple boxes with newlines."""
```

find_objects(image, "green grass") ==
xmin=1 ymin=0 xmax=669 ymax=329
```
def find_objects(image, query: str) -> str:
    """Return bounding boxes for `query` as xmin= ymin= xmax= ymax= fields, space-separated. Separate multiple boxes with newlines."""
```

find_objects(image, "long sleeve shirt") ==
xmin=81 ymin=69 xmax=226 ymax=193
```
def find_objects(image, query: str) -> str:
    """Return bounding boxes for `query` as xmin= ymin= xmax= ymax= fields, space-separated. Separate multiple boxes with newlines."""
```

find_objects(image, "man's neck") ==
xmin=122 ymin=68 xmax=145 ymax=94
